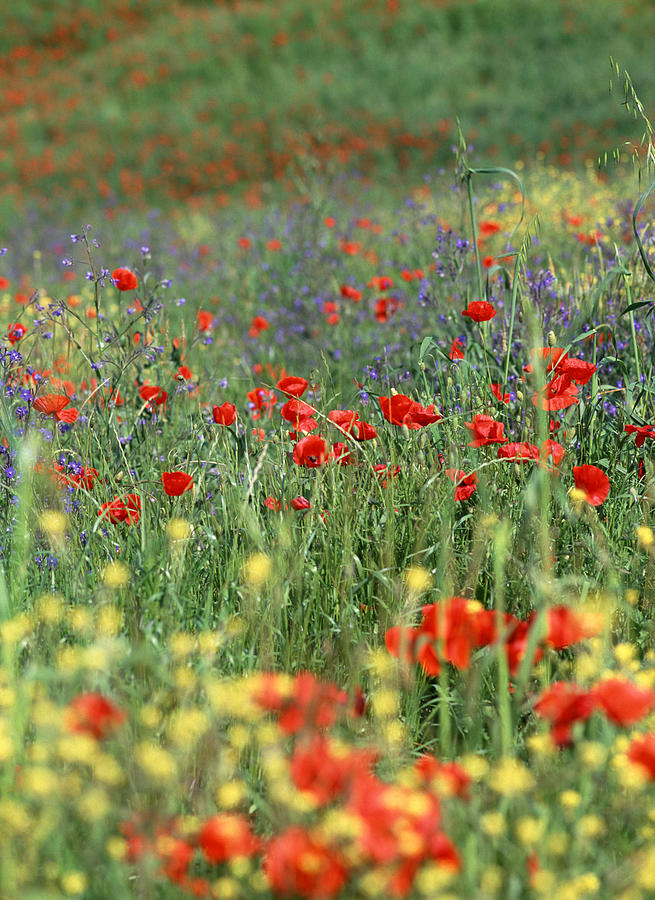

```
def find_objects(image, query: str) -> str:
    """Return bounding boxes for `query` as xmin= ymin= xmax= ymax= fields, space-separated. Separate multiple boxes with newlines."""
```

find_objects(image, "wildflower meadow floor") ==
xmin=3 ymin=153 xmax=655 ymax=899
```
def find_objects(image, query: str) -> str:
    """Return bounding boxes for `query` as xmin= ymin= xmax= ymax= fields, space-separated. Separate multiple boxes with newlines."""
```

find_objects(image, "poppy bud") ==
xmin=547 ymin=330 xmax=557 ymax=347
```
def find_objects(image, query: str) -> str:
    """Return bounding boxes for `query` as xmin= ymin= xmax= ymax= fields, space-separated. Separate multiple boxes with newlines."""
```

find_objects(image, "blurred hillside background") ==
xmin=1 ymin=0 xmax=654 ymax=219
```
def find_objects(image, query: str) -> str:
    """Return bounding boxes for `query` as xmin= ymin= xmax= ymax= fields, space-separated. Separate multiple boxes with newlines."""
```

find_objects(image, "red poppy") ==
xmin=55 ymin=407 xmax=79 ymax=424
xmin=7 ymin=322 xmax=26 ymax=344
xmin=198 ymin=814 xmax=260 ymax=864
xmin=541 ymin=439 xmax=565 ymax=466
xmin=414 ymin=754 xmax=471 ymax=799
xmin=340 ymin=284 xmax=362 ymax=302
xmin=293 ymin=435 xmax=330 ymax=468
xmin=559 ymin=358 xmax=597 ymax=385
xmin=289 ymin=496 xmax=311 ymax=511
xmin=497 ymin=442 xmax=540 ymax=463
xmin=291 ymin=734 xmax=376 ymax=804
xmin=373 ymin=463 xmax=400 ymax=488
xmin=197 ymin=310 xmax=213 ymax=332
xmin=479 ymin=220 xmax=502 ymax=237
xmin=139 ymin=385 xmax=167 ymax=407
xmin=531 ymin=374 xmax=579 ymax=411
xmin=379 ymin=395 xmax=441 ymax=429
xmin=445 ymin=468 xmax=478 ymax=501
xmin=212 ymin=402 xmax=237 ymax=426
xmin=112 ymin=267 xmax=138 ymax=291
xmin=265 ymin=497 xmax=282 ymax=511
xmin=374 ymin=297 xmax=401 ymax=322
xmin=534 ymin=682 xmax=596 ymax=746
xmin=572 ymin=464 xmax=610 ymax=506
xmin=176 ymin=365 xmax=193 ymax=381
xmin=64 ymin=692 xmax=126 ymax=740
xmin=328 ymin=409 xmax=359 ymax=435
xmin=627 ymin=734 xmax=655 ymax=779
xmin=415 ymin=597 xmax=497 ymax=674
xmin=263 ymin=827 xmax=348 ymax=899
xmin=462 ymin=300 xmax=496 ymax=322
xmin=490 ymin=383 xmax=510 ymax=403
xmin=281 ymin=398 xmax=317 ymax=430
xmin=98 ymin=494 xmax=141 ymax=525
xmin=277 ymin=375 xmax=309 ymax=397
xmin=331 ymin=442 xmax=354 ymax=465
xmin=625 ymin=424 xmax=655 ymax=447
xmin=593 ymin=678 xmax=655 ymax=726
xmin=524 ymin=347 xmax=569 ymax=375
xmin=449 ymin=337 xmax=465 ymax=361
xmin=465 ymin=414 xmax=507 ymax=447
xmin=546 ymin=605 xmax=602 ymax=649
xmin=249 ymin=315 xmax=269 ymax=337
xmin=162 ymin=472 xmax=194 ymax=496
xmin=367 ymin=275 xmax=393 ymax=290
xmin=33 ymin=393 xmax=70 ymax=416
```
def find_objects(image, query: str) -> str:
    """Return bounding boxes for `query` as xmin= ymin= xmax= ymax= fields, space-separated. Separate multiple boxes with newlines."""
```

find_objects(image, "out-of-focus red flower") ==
xmin=290 ymin=496 xmax=311 ymax=511
xmin=265 ymin=496 xmax=282 ymax=511
xmin=541 ymin=439 xmax=565 ymax=466
xmin=627 ymin=734 xmax=655 ymax=779
xmin=176 ymin=365 xmax=193 ymax=381
xmin=291 ymin=735 xmax=377 ymax=805
xmin=197 ymin=310 xmax=213 ymax=332
xmin=212 ymin=402 xmax=237 ymax=426
xmin=367 ymin=275 xmax=393 ymax=290
xmin=532 ymin=374 xmax=578 ymax=411
xmin=593 ymin=678 xmax=655 ymax=726
xmin=374 ymin=297 xmax=401 ymax=322
xmin=263 ymin=827 xmax=348 ymax=899
xmin=249 ymin=316 xmax=269 ymax=337
xmin=64 ymin=692 xmax=126 ymax=740
xmin=112 ymin=268 xmax=138 ymax=291
xmin=414 ymin=754 xmax=471 ymax=799
xmin=373 ymin=463 xmax=400 ymax=488
xmin=479 ymin=220 xmax=501 ymax=237
xmin=572 ymin=464 xmax=610 ymax=506
xmin=340 ymin=284 xmax=362 ymax=301
xmin=445 ymin=469 xmax=478 ymax=501
xmin=462 ymin=300 xmax=496 ymax=322
xmin=7 ymin=322 xmax=26 ymax=344
xmin=465 ymin=414 xmax=507 ymax=447
xmin=162 ymin=472 xmax=194 ymax=496
xmin=277 ymin=375 xmax=309 ymax=397
xmin=546 ymin=605 xmax=602 ymax=649
xmin=198 ymin=814 xmax=260 ymax=864
xmin=293 ymin=435 xmax=330 ymax=468
xmin=534 ymin=681 xmax=596 ymax=746
xmin=497 ymin=442 xmax=540 ymax=463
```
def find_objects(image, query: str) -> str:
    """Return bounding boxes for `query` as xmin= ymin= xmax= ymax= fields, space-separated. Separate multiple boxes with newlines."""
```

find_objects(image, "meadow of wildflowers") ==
xmin=4 ymin=2 xmax=655 ymax=899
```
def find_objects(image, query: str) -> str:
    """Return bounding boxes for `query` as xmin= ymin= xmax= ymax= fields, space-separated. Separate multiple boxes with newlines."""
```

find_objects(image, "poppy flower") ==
xmin=445 ymin=469 xmax=478 ymax=501
xmin=99 ymin=494 xmax=141 ymax=525
xmin=33 ymin=393 xmax=70 ymax=416
xmin=373 ymin=463 xmax=400 ymax=488
xmin=289 ymin=496 xmax=311 ymax=511
xmin=162 ymin=471 xmax=194 ymax=496
xmin=55 ymin=407 xmax=79 ymax=424
xmin=265 ymin=497 xmax=282 ymax=511
xmin=263 ymin=827 xmax=348 ymax=899
xmin=331 ymin=442 xmax=354 ymax=465
xmin=490 ymin=383 xmax=510 ymax=403
xmin=7 ymin=322 xmax=26 ymax=344
xmin=592 ymin=678 xmax=655 ymax=726
xmin=449 ymin=338 xmax=465 ymax=361
xmin=572 ymin=464 xmax=610 ymax=506
xmin=524 ymin=347 xmax=569 ymax=375
xmin=627 ymin=734 xmax=655 ymax=779
xmin=541 ymin=439 xmax=565 ymax=466
xmin=367 ymin=275 xmax=393 ymax=290
xmin=559 ymin=358 xmax=597 ymax=385
xmin=534 ymin=682 xmax=596 ymax=746
xmin=139 ymin=385 xmax=167 ymax=407
xmin=64 ymin=692 xmax=126 ymax=740
xmin=465 ymin=414 xmax=507 ymax=447
xmin=328 ymin=409 xmax=359 ymax=435
xmin=546 ymin=605 xmax=602 ymax=649
xmin=462 ymin=300 xmax=496 ymax=322
xmin=277 ymin=375 xmax=309 ymax=397
xmin=248 ymin=316 xmax=269 ymax=337
xmin=479 ymin=220 xmax=502 ymax=237
xmin=531 ymin=374 xmax=579 ymax=412
xmin=497 ymin=442 xmax=540 ymax=463
xmin=176 ymin=365 xmax=193 ymax=381
xmin=293 ymin=435 xmax=330 ymax=468
xmin=340 ymin=284 xmax=362 ymax=301
xmin=374 ymin=297 xmax=401 ymax=322
xmin=199 ymin=814 xmax=260 ymax=864
xmin=625 ymin=424 xmax=655 ymax=447
xmin=281 ymin=398 xmax=317 ymax=430
xmin=197 ymin=310 xmax=213 ymax=332
xmin=379 ymin=395 xmax=441 ymax=429
xmin=112 ymin=268 xmax=138 ymax=291
xmin=212 ymin=402 xmax=237 ymax=426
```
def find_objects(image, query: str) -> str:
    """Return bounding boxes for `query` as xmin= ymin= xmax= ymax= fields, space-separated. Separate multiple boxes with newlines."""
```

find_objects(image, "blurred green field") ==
xmin=1 ymin=0 xmax=654 ymax=217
